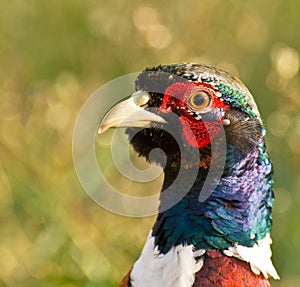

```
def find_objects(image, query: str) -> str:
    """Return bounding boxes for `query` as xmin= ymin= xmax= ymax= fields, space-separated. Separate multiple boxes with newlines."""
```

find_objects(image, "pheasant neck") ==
xmin=152 ymin=142 xmax=274 ymax=254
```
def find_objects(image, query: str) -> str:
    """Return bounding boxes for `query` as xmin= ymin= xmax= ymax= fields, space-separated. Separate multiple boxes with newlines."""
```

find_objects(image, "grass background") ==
xmin=1 ymin=0 xmax=300 ymax=286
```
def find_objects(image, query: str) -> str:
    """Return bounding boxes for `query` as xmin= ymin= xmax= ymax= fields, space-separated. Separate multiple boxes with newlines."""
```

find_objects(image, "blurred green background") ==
xmin=1 ymin=0 xmax=300 ymax=286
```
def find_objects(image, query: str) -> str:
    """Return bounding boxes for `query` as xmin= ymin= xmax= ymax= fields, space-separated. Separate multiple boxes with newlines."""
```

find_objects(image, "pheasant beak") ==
xmin=98 ymin=91 xmax=167 ymax=134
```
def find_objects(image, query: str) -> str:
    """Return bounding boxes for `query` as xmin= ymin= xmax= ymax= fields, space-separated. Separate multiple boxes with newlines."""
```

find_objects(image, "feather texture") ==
xmin=131 ymin=233 xmax=203 ymax=287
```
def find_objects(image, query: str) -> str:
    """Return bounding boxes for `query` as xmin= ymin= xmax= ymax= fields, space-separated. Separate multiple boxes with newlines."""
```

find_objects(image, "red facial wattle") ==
xmin=160 ymin=82 xmax=229 ymax=148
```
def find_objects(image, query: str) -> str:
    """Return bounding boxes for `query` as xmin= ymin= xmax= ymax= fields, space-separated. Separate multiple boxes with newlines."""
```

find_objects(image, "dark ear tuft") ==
xmin=135 ymin=69 xmax=184 ymax=95
xmin=224 ymin=109 xmax=263 ymax=153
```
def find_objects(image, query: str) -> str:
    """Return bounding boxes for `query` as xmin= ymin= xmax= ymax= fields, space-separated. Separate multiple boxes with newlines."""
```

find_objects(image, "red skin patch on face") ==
xmin=179 ymin=116 xmax=223 ymax=148
xmin=160 ymin=82 xmax=229 ymax=148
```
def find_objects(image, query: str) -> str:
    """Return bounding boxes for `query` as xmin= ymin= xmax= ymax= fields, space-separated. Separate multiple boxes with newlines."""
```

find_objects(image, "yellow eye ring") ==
xmin=187 ymin=89 xmax=212 ymax=110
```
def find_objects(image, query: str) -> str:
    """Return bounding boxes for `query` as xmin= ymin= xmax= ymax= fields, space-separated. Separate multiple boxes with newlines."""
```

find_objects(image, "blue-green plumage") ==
xmin=152 ymin=141 xmax=273 ymax=253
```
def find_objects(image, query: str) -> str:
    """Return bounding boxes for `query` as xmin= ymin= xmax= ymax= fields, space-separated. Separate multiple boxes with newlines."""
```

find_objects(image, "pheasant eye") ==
xmin=187 ymin=89 xmax=211 ymax=110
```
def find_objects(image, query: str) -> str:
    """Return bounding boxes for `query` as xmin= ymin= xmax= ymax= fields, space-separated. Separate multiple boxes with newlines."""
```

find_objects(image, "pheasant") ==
xmin=99 ymin=63 xmax=279 ymax=287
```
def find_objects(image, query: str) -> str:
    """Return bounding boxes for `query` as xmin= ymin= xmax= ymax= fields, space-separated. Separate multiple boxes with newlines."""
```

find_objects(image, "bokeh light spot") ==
xmin=132 ymin=6 xmax=158 ymax=31
xmin=132 ymin=6 xmax=171 ymax=49
xmin=271 ymin=44 xmax=299 ymax=80
xmin=146 ymin=24 xmax=172 ymax=49
xmin=267 ymin=111 xmax=291 ymax=137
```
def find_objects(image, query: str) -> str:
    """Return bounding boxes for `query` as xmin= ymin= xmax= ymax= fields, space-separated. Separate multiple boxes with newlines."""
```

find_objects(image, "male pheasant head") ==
xmin=99 ymin=63 xmax=279 ymax=286
xmin=100 ymin=63 xmax=264 ymax=165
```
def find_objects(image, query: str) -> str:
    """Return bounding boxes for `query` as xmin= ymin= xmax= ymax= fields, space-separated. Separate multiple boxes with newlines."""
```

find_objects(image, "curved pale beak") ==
xmin=98 ymin=91 xmax=167 ymax=134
